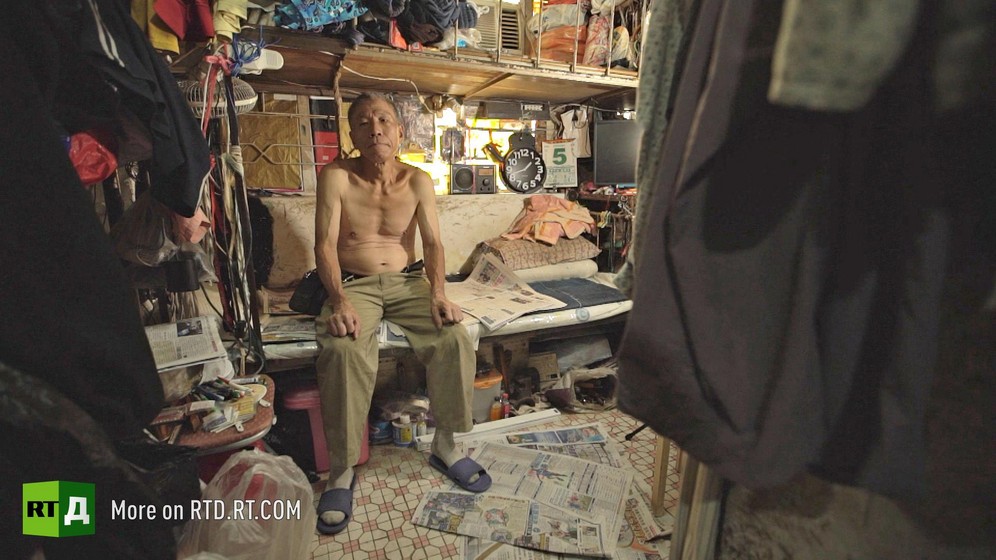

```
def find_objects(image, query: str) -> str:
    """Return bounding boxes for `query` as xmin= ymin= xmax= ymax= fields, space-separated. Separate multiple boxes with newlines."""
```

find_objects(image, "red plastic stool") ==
xmin=282 ymin=381 xmax=369 ymax=472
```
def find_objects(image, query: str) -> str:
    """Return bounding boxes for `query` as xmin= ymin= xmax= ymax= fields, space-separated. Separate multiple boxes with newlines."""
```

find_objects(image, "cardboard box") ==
xmin=528 ymin=352 xmax=560 ymax=386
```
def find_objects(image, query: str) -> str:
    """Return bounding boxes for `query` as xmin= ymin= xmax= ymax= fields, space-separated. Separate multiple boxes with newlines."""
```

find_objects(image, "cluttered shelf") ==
xmin=227 ymin=24 xmax=638 ymax=107
xmin=576 ymin=192 xmax=636 ymax=203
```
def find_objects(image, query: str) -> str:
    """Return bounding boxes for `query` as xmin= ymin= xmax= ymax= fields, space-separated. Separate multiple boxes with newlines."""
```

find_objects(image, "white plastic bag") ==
xmin=431 ymin=27 xmax=483 ymax=49
xmin=527 ymin=4 xmax=584 ymax=35
xmin=590 ymin=0 xmax=631 ymax=16
xmin=178 ymin=450 xmax=317 ymax=560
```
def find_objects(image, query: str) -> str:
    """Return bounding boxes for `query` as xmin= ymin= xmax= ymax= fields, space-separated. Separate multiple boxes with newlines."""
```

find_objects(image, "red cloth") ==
xmin=155 ymin=0 xmax=214 ymax=41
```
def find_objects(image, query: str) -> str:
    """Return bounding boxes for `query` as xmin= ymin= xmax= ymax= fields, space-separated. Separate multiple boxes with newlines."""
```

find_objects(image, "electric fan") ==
xmin=178 ymin=76 xmax=259 ymax=119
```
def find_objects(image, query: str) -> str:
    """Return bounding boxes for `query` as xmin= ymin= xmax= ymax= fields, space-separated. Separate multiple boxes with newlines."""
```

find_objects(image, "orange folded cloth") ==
xmin=501 ymin=194 xmax=594 ymax=245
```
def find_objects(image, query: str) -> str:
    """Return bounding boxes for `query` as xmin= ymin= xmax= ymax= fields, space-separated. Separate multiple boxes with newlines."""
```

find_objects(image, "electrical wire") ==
xmin=337 ymin=62 xmax=435 ymax=113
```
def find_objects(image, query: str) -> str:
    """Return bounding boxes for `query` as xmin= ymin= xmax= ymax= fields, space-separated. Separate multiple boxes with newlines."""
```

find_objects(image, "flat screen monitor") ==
xmin=593 ymin=118 xmax=640 ymax=186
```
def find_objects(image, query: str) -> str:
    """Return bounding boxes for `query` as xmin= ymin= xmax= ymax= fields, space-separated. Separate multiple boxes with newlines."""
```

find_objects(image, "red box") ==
xmin=313 ymin=131 xmax=339 ymax=175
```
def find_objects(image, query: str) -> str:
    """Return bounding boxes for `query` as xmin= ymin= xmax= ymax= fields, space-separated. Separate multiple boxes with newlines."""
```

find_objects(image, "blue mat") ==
xmin=526 ymin=277 xmax=628 ymax=312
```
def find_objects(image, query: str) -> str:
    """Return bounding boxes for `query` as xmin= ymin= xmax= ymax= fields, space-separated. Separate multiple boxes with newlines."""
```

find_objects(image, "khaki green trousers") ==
xmin=315 ymin=272 xmax=475 ymax=473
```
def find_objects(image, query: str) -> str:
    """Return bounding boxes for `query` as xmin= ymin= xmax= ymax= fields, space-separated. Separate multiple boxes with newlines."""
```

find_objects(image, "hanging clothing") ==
xmin=617 ymin=0 xmax=995 ymax=500
xmin=80 ymin=0 xmax=210 ymax=218
xmin=130 ymin=0 xmax=181 ymax=53
xmin=154 ymin=0 xmax=215 ymax=41
xmin=613 ymin=0 xmax=698 ymax=295
xmin=768 ymin=0 xmax=921 ymax=112
xmin=214 ymin=0 xmax=248 ymax=42
xmin=559 ymin=106 xmax=592 ymax=158
xmin=0 ymin=7 xmax=176 ymax=556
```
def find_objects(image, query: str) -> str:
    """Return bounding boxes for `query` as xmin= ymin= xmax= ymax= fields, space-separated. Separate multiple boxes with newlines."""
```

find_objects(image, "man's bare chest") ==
xmin=341 ymin=194 xmax=417 ymax=237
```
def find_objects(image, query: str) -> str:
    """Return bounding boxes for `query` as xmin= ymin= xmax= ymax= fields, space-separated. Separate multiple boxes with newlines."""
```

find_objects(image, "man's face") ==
xmin=349 ymin=98 xmax=404 ymax=163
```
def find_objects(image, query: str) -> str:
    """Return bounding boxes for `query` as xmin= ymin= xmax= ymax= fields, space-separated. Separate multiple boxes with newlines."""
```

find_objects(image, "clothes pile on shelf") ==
xmin=526 ymin=0 xmax=639 ymax=67
xmin=262 ymin=0 xmax=481 ymax=49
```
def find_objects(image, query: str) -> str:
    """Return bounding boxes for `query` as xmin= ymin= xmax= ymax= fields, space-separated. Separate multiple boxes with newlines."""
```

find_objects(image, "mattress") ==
xmin=261 ymin=273 xmax=630 ymax=362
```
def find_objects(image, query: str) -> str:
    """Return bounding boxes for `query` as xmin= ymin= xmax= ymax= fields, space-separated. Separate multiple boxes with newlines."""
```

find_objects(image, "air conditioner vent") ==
xmin=476 ymin=2 xmax=523 ymax=54
xmin=500 ymin=9 xmax=521 ymax=51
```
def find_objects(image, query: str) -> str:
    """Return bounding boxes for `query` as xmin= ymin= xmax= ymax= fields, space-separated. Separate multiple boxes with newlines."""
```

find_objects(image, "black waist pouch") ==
xmin=289 ymin=270 xmax=326 ymax=316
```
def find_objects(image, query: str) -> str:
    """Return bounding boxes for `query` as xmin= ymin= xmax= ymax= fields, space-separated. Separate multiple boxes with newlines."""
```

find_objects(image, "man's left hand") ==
xmin=430 ymin=295 xmax=464 ymax=328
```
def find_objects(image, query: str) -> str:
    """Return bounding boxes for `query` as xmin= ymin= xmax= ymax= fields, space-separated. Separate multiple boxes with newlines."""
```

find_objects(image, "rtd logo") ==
xmin=22 ymin=481 xmax=95 ymax=537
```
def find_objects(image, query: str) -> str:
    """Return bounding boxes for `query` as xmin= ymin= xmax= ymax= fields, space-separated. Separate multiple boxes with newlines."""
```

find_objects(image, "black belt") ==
xmin=341 ymin=260 xmax=425 ymax=283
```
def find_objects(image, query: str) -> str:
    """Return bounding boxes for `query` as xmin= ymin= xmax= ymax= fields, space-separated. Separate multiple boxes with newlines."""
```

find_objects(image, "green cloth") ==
xmin=615 ymin=0 xmax=698 ymax=296
xmin=769 ymin=0 xmax=994 ymax=112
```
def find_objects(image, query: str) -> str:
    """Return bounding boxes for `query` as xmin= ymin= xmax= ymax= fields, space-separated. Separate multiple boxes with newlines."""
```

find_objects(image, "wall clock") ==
xmin=501 ymin=132 xmax=546 ymax=194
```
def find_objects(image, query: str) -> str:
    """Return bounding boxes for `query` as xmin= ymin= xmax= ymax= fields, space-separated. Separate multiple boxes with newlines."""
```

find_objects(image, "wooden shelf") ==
xmin=578 ymin=192 xmax=636 ymax=202
xmin=237 ymin=26 xmax=637 ymax=108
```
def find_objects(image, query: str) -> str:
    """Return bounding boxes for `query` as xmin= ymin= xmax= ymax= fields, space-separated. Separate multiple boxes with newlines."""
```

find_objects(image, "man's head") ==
xmin=347 ymin=93 xmax=404 ymax=163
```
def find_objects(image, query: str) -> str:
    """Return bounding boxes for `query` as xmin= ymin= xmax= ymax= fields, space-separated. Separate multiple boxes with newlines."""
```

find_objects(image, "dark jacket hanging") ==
xmin=618 ymin=0 xmax=995 ymax=500
xmin=77 ymin=0 xmax=210 ymax=217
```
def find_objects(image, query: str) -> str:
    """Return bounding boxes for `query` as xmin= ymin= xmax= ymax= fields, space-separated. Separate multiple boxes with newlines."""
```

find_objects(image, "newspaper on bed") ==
xmin=144 ymin=316 xmax=227 ymax=371
xmin=261 ymin=316 xmax=316 ymax=343
xmin=447 ymin=254 xmax=565 ymax=331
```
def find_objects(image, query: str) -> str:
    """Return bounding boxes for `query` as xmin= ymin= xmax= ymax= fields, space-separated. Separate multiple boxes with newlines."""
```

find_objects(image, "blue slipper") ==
xmin=428 ymin=455 xmax=492 ymax=493
xmin=316 ymin=474 xmax=356 ymax=535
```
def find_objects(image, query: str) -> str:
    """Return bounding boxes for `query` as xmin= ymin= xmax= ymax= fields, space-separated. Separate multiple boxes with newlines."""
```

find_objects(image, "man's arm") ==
xmin=413 ymin=171 xmax=464 ymax=328
xmin=315 ymin=166 xmax=361 ymax=337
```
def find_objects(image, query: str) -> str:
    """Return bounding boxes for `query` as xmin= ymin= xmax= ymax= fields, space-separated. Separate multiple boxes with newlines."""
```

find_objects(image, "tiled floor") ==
xmin=308 ymin=409 xmax=678 ymax=559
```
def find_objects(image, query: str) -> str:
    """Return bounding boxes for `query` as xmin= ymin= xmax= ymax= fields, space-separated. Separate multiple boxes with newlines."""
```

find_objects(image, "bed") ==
xmin=251 ymin=194 xmax=631 ymax=367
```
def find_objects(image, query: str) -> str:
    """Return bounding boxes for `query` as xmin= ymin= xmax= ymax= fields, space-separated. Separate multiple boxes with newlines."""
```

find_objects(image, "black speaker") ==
xmin=449 ymin=165 xmax=497 ymax=194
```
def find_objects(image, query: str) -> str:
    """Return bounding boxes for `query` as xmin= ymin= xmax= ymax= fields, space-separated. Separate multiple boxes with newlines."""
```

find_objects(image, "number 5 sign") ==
xmin=542 ymin=139 xmax=577 ymax=188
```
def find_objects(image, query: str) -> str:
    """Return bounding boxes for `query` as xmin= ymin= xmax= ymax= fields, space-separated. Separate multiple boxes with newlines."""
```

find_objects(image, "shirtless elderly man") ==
xmin=314 ymin=93 xmax=491 ymax=535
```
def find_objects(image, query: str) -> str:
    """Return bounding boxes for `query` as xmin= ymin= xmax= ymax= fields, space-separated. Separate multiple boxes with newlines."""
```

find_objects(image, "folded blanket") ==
xmin=501 ymin=194 xmax=595 ymax=245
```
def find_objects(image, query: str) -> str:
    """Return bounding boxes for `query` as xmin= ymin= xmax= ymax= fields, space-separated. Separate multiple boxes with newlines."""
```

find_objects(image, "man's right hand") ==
xmin=327 ymin=300 xmax=361 ymax=338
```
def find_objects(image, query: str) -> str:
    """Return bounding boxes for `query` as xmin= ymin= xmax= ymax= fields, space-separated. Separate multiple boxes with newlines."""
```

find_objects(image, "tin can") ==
xmin=392 ymin=414 xmax=413 ymax=446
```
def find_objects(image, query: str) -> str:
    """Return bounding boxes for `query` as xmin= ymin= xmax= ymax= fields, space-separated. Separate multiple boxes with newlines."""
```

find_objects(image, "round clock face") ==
xmin=503 ymin=147 xmax=547 ymax=193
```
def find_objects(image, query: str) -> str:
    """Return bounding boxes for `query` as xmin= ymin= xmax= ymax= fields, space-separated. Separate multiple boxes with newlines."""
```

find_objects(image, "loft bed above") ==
xmin=172 ymin=20 xmax=639 ymax=109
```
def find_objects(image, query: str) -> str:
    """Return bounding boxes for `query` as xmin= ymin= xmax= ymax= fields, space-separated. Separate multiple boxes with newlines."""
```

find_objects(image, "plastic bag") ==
xmin=582 ymin=15 xmax=611 ymax=66
xmin=68 ymin=129 xmax=118 ymax=186
xmin=529 ymin=25 xmax=587 ymax=63
xmin=178 ymin=450 xmax=316 ymax=560
xmin=110 ymin=191 xmax=178 ymax=266
xmin=544 ymin=366 xmax=617 ymax=412
xmin=116 ymin=438 xmax=201 ymax=526
xmin=590 ymin=0 xmax=631 ymax=16
xmin=431 ymin=27 xmax=483 ymax=50
xmin=527 ymin=4 xmax=584 ymax=35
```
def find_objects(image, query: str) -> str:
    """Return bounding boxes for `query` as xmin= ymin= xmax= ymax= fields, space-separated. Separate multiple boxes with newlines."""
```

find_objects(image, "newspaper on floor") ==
xmin=470 ymin=442 xmax=631 ymax=526
xmin=460 ymin=493 xmax=667 ymax=560
xmin=413 ymin=491 xmax=613 ymax=558
xmin=446 ymin=254 xmax=565 ymax=331
xmin=414 ymin=440 xmax=631 ymax=557
xmin=457 ymin=423 xmax=668 ymax=560
xmin=476 ymin=424 xmax=625 ymax=468
xmin=144 ymin=316 xmax=227 ymax=371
